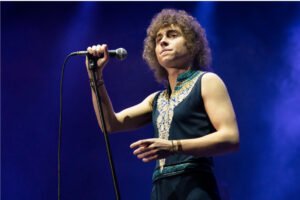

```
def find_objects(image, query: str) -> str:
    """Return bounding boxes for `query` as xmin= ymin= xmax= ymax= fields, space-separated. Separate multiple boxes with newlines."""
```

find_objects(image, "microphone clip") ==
xmin=87 ymin=54 xmax=99 ymax=71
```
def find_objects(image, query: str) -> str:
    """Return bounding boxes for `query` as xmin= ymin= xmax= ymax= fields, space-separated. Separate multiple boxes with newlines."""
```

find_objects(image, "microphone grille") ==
xmin=115 ymin=48 xmax=127 ymax=60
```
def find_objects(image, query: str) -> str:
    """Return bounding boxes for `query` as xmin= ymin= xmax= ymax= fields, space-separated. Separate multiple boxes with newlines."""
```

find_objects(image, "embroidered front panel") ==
xmin=156 ymin=71 xmax=202 ymax=169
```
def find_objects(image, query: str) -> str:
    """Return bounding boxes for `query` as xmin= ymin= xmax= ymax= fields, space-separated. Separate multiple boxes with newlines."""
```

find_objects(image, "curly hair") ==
xmin=143 ymin=9 xmax=211 ymax=83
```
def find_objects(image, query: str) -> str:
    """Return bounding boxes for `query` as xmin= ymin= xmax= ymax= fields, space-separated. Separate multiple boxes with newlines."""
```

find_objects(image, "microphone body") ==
xmin=72 ymin=48 xmax=127 ymax=60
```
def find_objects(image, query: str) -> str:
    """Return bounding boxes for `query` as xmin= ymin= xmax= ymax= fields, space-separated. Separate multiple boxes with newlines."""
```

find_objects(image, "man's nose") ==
xmin=159 ymin=36 xmax=169 ymax=47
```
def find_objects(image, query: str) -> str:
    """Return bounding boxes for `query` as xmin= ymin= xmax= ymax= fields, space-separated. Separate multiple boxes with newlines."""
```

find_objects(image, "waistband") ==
xmin=152 ymin=160 xmax=213 ymax=183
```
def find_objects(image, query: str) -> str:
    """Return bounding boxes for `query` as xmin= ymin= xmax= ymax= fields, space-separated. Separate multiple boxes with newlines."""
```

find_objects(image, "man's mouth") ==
xmin=160 ymin=49 xmax=172 ymax=55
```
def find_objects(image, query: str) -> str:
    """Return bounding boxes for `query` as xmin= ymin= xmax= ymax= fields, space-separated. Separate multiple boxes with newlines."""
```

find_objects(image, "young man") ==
xmin=86 ymin=9 xmax=239 ymax=200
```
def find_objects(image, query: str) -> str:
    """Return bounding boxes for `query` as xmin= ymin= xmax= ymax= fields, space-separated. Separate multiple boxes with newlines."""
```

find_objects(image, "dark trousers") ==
xmin=151 ymin=172 xmax=221 ymax=200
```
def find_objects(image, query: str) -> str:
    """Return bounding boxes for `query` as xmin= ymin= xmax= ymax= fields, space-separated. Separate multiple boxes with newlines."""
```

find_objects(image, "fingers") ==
xmin=130 ymin=138 xmax=172 ymax=163
xmin=134 ymin=147 xmax=159 ymax=162
xmin=87 ymin=44 xmax=108 ymax=57
xmin=130 ymin=139 xmax=157 ymax=162
xmin=132 ymin=144 xmax=155 ymax=156
xmin=86 ymin=44 xmax=109 ymax=70
xmin=142 ymin=155 xmax=159 ymax=163
xmin=130 ymin=139 xmax=154 ymax=149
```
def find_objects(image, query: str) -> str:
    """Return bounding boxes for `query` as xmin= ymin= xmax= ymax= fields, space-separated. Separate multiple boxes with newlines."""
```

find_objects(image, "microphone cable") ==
xmin=58 ymin=52 xmax=121 ymax=200
xmin=58 ymin=52 xmax=77 ymax=200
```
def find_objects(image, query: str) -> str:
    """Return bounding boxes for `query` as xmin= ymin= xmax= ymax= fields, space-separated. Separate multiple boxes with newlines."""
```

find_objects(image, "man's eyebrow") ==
xmin=168 ymin=29 xmax=180 ymax=34
xmin=156 ymin=28 xmax=179 ymax=37
xmin=156 ymin=32 xmax=162 ymax=37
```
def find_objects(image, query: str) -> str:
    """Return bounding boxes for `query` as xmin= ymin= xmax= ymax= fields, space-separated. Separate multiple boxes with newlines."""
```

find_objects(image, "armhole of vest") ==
xmin=152 ymin=91 xmax=161 ymax=110
xmin=198 ymin=72 xmax=217 ymax=132
xmin=198 ymin=71 xmax=207 ymax=98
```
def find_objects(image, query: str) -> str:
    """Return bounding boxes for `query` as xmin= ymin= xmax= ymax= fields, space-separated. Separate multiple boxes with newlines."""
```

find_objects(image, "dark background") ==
xmin=2 ymin=2 xmax=300 ymax=200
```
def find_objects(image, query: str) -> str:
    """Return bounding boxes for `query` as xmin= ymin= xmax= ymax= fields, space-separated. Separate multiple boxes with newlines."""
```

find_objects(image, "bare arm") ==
xmin=86 ymin=44 xmax=155 ymax=133
xmin=131 ymin=72 xmax=239 ymax=162
xmin=178 ymin=72 xmax=239 ymax=156
xmin=91 ymin=86 xmax=156 ymax=133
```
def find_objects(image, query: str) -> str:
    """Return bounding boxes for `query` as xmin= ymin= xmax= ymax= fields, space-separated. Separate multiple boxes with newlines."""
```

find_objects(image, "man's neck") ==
xmin=167 ymin=67 xmax=191 ymax=93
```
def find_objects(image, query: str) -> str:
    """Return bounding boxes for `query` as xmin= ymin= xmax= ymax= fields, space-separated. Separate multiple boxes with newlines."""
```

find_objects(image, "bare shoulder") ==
xmin=201 ymin=72 xmax=228 ymax=97
xmin=143 ymin=91 xmax=160 ymax=109
xmin=202 ymin=72 xmax=225 ymax=86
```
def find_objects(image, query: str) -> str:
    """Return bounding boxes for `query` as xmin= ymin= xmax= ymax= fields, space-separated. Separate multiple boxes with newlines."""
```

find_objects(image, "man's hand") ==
xmin=85 ymin=44 xmax=109 ymax=78
xmin=130 ymin=138 xmax=173 ymax=162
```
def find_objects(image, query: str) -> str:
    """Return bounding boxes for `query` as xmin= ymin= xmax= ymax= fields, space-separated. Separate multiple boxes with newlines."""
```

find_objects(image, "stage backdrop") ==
xmin=2 ymin=2 xmax=300 ymax=200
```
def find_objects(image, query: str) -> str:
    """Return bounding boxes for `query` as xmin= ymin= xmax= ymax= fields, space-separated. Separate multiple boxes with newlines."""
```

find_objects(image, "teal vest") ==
xmin=152 ymin=70 xmax=215 ymax=182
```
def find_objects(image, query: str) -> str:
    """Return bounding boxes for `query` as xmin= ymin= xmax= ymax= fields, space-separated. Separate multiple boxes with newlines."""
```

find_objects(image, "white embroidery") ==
xmin=156 ymin=71 xmax=202 ymax=169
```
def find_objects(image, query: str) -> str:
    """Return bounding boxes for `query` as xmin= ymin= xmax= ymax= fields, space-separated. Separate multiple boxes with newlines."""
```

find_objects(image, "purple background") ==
xmin=2 ymin=2 xmax=300 ymax=200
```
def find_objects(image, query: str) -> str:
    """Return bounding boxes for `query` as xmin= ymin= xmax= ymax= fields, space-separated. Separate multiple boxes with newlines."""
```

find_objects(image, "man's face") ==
xmin=155 ymin=24 xmax=192 ymax=69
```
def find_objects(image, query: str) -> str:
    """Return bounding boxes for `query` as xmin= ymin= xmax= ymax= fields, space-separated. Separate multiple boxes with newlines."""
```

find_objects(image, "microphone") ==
xmin=72 ymin=48 xmax=127 ymax=60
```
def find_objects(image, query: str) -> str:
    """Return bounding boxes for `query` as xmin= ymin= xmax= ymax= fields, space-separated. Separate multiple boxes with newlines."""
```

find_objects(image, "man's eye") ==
xmin=169 ymin=32 xmax=178 ymax=38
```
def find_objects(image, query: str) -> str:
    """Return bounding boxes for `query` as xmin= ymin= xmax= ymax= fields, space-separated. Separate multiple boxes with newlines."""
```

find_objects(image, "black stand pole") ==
xmin=87 ymin=55 xmax=121 ymax=200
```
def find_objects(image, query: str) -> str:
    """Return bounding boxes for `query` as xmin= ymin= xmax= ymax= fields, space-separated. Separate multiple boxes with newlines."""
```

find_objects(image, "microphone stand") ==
xmin=87 ymin=54 xmax=121 ymax=200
